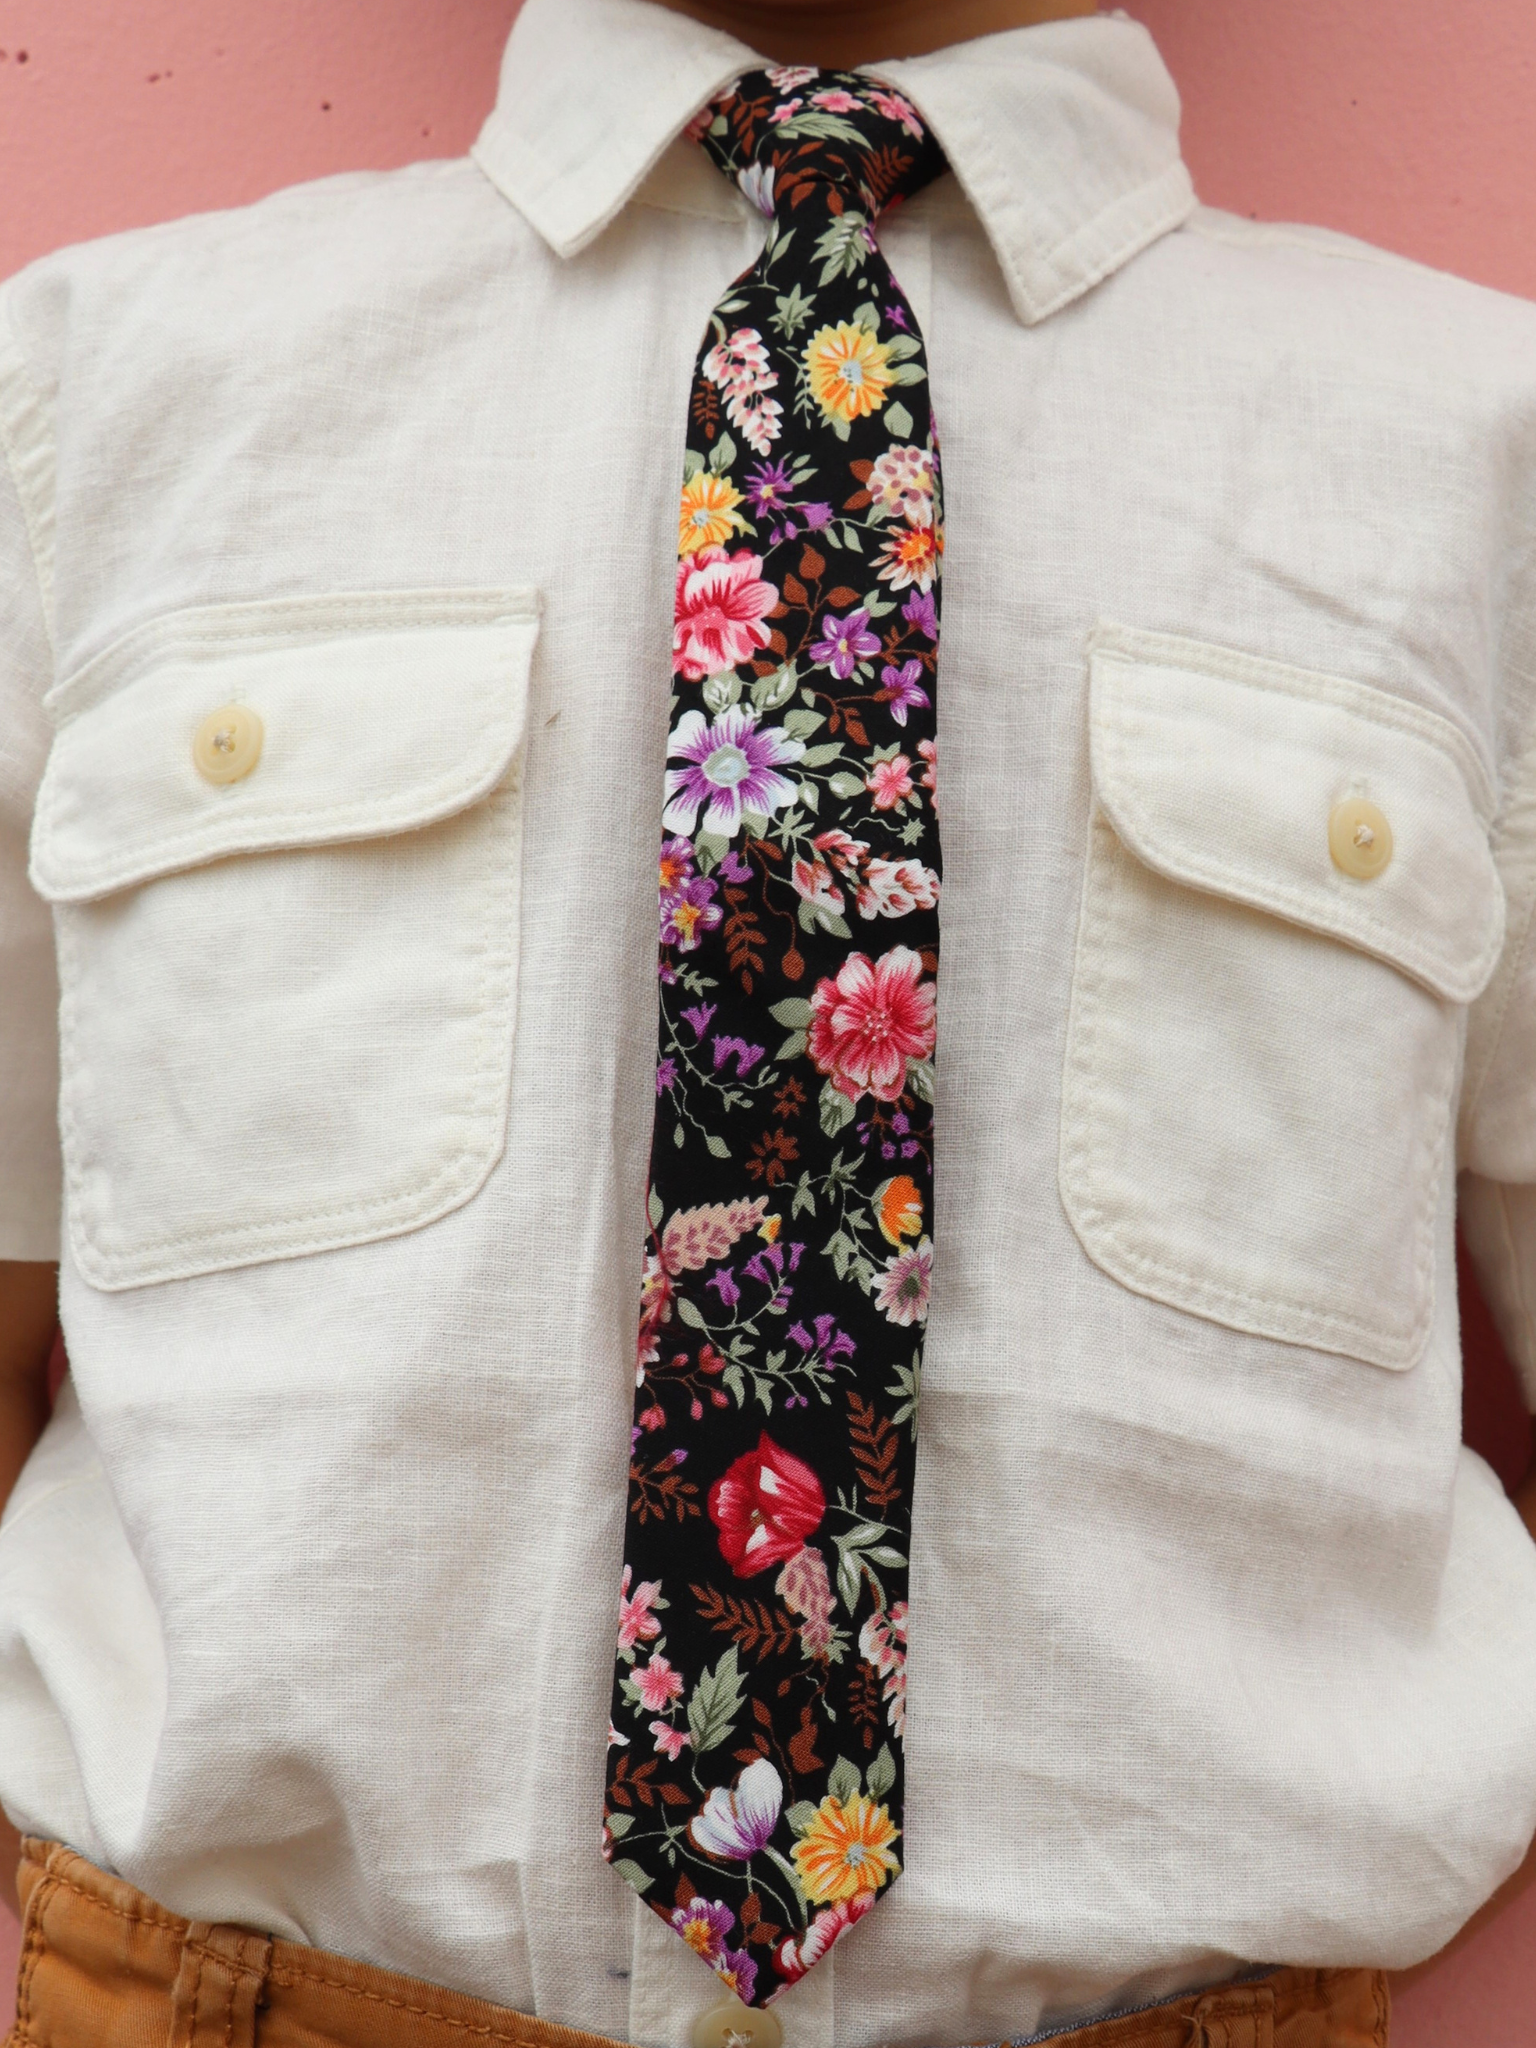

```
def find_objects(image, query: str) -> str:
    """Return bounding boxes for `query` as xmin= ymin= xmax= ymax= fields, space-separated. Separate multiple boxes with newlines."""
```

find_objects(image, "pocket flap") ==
xmin=1088 ymin=623 xmax=1505 ymax=1004
xmin=30 ymin=590 xmax=541 ymax=904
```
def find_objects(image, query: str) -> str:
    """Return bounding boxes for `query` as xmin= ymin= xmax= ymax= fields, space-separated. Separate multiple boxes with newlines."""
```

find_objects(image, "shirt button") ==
xmin=692 ymin=1999 xmax=784 ymax=2048
xmin=193 ymin=704 xmax=264 ymax=785
xmin=1328 ymin=796 xmax=1393 ymax=880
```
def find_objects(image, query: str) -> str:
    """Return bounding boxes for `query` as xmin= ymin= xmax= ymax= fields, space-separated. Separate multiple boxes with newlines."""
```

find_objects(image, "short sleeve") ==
xmin=0 ymin=301 xmax=61 ymax=1261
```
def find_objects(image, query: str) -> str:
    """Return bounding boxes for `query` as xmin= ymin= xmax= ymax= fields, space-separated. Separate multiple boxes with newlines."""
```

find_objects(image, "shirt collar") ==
xmin=472 ymin=0 xmax=1196 ymax=326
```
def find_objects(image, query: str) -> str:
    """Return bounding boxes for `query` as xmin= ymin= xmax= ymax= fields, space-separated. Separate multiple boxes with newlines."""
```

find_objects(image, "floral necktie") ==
xmin=605 ymin=66 xmax=947 ymax=2008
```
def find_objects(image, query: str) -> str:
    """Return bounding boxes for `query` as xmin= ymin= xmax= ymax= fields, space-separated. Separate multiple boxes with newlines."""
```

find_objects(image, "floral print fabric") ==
xmin=605 ymin=68 xmax=947 ymax=2007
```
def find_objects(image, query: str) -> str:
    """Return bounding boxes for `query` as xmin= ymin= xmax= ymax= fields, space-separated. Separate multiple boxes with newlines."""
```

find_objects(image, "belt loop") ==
xmin=167 ymin=1921 xmax=274 ymax=2048
xmin=1187 ymin=1983 xmax=1275 ymax=2048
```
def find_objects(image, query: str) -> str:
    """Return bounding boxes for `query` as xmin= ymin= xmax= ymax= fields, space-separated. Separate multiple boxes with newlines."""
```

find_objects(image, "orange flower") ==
xmin=874 ymin=1174 xmax=923 ymax=1246
xmin=805 ymin=322 xmax=894 ymax=424
xmin=679 ymin=469 xmax=748 ymax=555
xmin=875 ymin=520 xmax=943 ymax=593
xmin=792 ymin=1793 xmax=901 ymax=1905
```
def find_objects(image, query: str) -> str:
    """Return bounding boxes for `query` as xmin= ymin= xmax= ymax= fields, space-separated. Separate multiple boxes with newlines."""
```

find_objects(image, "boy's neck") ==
xmin=651 ymin=0 xmax=1100 ymax=68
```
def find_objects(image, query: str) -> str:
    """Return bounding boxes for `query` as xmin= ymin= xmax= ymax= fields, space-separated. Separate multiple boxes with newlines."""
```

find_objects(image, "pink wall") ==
xmin=2 ymin=1 xmax=1535 ymax=2039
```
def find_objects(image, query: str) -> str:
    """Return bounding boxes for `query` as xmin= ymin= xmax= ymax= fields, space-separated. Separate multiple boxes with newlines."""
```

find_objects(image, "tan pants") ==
xmin=7 ymin=1840 xmax=1390 ymax=2048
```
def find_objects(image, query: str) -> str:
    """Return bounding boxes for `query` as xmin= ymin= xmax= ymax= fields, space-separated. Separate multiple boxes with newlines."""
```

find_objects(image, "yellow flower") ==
xmin=874 ymin=1174 xmax=923 ymax=1247
xmin=679 ymin=469 xmax=747 ymax=555
xmin=805 ymin=322 xmax=894 ymax=425
xmin=792 ymin=1793 xmax=901 ymax=1905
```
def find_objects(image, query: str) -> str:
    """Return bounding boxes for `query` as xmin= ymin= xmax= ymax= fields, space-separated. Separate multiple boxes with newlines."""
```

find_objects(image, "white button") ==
xmin=193 ymin=704 xmax=264 ymax=785
xmin=1328 ymin=797 xmax=1392 ymax=881
xmin=692 ymin=1997 xmax=784 ymax=2048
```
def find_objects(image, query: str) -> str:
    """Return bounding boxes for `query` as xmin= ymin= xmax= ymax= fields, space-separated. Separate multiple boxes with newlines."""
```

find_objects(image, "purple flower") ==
xmin=690 ymin=1758 xmax=783 ymax=1860
xmin=712 ymin=1035 xmax=765 ymax=1078
xmin=809 ymin=607 xmax=882 ymax=681
xmin=801 ymin=501 xmax=833 ymax=529
xmin=707 ymin=1266 xmax=742 ymax=1308
xmin=656 ymin=1058 xmax=677 ymax=1094
xmin=743 ymin=1244 xmax=783 ymax=1289
xmin=879 ymin=658 xmax=931 ymax=727
xmin=719 ymin=850 xmax=752 ymax=884
xmin=664 ymin=707 xmax=806 ymax=838
xmin=885 ymin=302 xmax=911 ymax=331
xmin=902 ymin=588 xmax=938 ymax=640
xmin=670 ymin=1898 xmax=736 ymax=1964
xmin=746 ymin=459 xmax=794 ymax=514
xmin=659 ymin=874 xmax=723 ymax=952
xmin=892 ymin=1113 xmax=910 ymax=1135
xmin=901 ymin=1138 xmax=920 ymax=1158
xmin=718 ymin=1949 xmax=758 ymax=2006
xmin=681 ymin=1001 xmax=717 ymax=1040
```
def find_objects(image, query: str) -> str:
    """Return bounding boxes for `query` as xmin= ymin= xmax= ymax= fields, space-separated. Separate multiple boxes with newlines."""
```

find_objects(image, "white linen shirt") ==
xmin=5 ymin=3 xmax=1536 ymax=2043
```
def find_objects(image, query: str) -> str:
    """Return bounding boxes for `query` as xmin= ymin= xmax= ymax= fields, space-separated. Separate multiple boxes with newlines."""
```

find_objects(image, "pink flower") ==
xmin=773 ymin=1889 xmax=876 ymax=1984
xmin=811 ymin=87 xmax=863 ymax=113
xmin=917 ymin=736 xmax=937 ymax=795
xmin=617 ymin=1564 xmax=664 ymax=1651
xmin=856 ymin=857 xmax=939 ymax=921
xmin=808 ymin=947 xmax=936 ymax=1104
xmin=652 ymin=1720 xmax=692 ymax=1761
xmin=709 ymin=1434 xmax=826 ymax=1577
xmin=867 ymin=87 xmax=925 ymax=138
xmin=867 ymin=755 xmax=915 ymax=809
xmin=671 ymin=1896 xmax=735 ymax=1961
xmin=792 ymin=857 xmax=845 ymax=915
xmin=673 ymin=547 xmax=780 ymax=683
xmin=767 ymin=97 xmax=803 ymax=124
xmin=872 ymin=1239 xmax=932 ymax=1327
xmin=634 ymin=1654 xmax=685 ymax=1713
xmin=690 ymin=1757 xmax=784 ymax=1859
xmin=859 ymin=1602 xmax=909 ymax=1737
xmin=767 ymin=64 xmax=817 ymax=90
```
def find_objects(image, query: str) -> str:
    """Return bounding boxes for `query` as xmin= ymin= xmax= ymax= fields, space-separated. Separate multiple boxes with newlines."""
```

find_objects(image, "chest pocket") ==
xmin=29 ymin=589 xmax=540 ymax=1291
xmin=1058 ymin=623 xmax=1505 ymax=1371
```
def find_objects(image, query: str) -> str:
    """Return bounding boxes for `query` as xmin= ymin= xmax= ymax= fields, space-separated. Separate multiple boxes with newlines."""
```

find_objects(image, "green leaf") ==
xmin=798 ymin=743 xmax=843 ymax=768
xmin=681 ymin=448 xmax=705 ymax=481
xmin=606 ymin=1810 xmax=635 ymax=1840
xmin=815 ymin=908 xmax=852 ymax=940
xmin=850 ymin=301 xmax=881 ymax=333
xmin=781 ymin=708 xmax=825 ymax=739
xmin=889 ymin=361 xmax=928 ymax=386
xmin=702 ymin=671 xmax=743 ymax=715
xmin=770 ymin=997 xmax=814 ymax=1027
xmin=647 ymin=1187 xmax=663 ymax=1231
xmin=867 ymin=1745 xmax=897 ymax=1802
xmin=867 ymin=1544 xmax=908 ymax=1569
xmin=777 ymin=1030 xmax=808 ymax=1061
xmin=764 ymin=1843 xmax=808 ymax=1905
xmin=836 ymin=1551 xmax=862 ymax=1612
xmin=783 ymin=110 xmax=869 ymax=147
xmin=813 ymin=210 xmax=872 ymax=286
xmin=791 ymin=1175 xmax=816 ymax=1218
xmin=785 ymin=1800 xmax=821 ymax=1837
xmin=722 ymin=1363 xmax=745 ymax=1405
xmin=613 ymin=1858 xmax=655 ymax=1895
xmin=820 ymin=1081 xmax=856 ymax=1138
xmin=828 ymin=771 xmax=865 ymax=799
xmin=676 ymin=1297 xmax=707 ymax=1330
xmin=906 ymin=1057 xmax=936 ymax=1104
xmin=705 ymin=1133 xmax=731 ymax=1160
xmin=884 ymin=400 xmax=914 ymax=440
xmin=827 ymin=1755 xmax=862 ymax=1806
xmin=672 ymin=1123 xmax=685 ymax=1148
xmin=708 ymin=431 xmax=738 ymax=474
xmin=695 ymin=831 xmax=730 ymax=868
xmin=825 ymin=1230 xmax=853 ymax=1280
xmin=751 ymin=662 xmax=800 ymax=712
xmin=830 ymin=416 xmax=851 ymax=443
xmin=741 ymin=808 xmax=770 ymax=837
xmin=687 ymin=1646 xmax=744 ymax=1754
xmin=840 ymin=524 xmax=863 ymax=553
xmin=884 ymin=335 xmax=922 ymax=362
xmin=798 ymin=780 xmax=820 ymax=814
xmin=772 ymin=282 xmax=816 ymax=339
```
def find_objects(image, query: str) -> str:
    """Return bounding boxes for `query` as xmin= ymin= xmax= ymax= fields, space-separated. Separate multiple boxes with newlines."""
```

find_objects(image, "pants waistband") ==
xmin=6 ymin=1839 xmax=1391 ymax=2048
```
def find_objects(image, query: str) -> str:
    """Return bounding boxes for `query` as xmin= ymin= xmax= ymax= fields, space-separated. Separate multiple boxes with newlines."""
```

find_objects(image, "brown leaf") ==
xmin=788 ymin=1701 xmax=824 ymax=1777
xmin=841 ymin=490 xmax=873 ymax=512
xmin=825 ymin=586 xmax=861 ymax=607
xmin=768 ymin=629 xmax=788 ymax=656
xmin=800 ymin=546 xmax=827 ymax=580
xmin=849 ymin=459 xmax=874 ymax=482
xmin=741 ymin=1893 xmax=761 ymax=1927
xmin=752 ymin=1697 xmax=774 ymax=1727
xmin=781 ymin=573 xmax=808 ymax=606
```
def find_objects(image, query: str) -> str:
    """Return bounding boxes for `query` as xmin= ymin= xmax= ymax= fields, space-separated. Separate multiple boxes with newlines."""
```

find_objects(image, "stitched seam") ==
xmin=1059 ymin=809 xmax=1444 ymax=1364
xmin=263 ymin=1963 xmax=598 ymax=2046
xmin=13 ymin=1872 xmax=59 ymax=2041
xmin=19 ymin=1863 xmax=189 ymax=1934
xmin=46 ymin=588 xmax=541 ymax=723
xmin=1092 ymin=655 xmax=1502 ymax=1001
xmin=1091 ymin=623 xmax=1496 ymax=814
xmin=0 ymin=303 xmax=56 ymax=659
xmin=58 ymin=758 xmax=523 ymax=1286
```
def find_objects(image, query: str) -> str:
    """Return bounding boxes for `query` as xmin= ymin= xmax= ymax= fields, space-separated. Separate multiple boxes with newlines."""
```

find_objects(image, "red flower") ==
xmin=673 ymin=545 xmax=779 ymax=683
xmin=807 ymin=946 xmax=936 ymax=1105
xmin=708 ymin=1434 xmax=826 ymax=1577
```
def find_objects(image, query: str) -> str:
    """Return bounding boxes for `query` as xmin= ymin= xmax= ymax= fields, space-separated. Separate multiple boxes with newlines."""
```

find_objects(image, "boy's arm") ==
xmin=0 ymin=1258 xmax=54 ymax=1905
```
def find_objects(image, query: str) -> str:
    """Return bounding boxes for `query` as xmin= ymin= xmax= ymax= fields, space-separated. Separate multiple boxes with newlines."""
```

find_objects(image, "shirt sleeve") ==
xmin=0 ymin=305 xmax=60 ymax=1262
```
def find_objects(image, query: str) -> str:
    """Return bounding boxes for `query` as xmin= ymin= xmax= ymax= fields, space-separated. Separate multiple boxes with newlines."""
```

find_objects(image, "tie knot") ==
xmin=695 ymin=66 xmax=947 ymax=228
